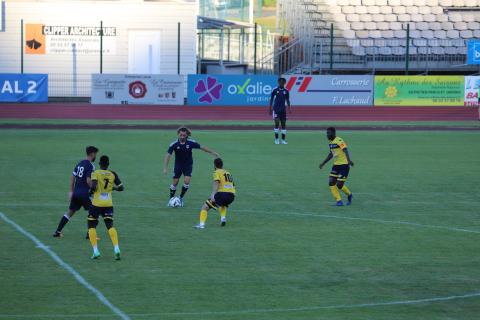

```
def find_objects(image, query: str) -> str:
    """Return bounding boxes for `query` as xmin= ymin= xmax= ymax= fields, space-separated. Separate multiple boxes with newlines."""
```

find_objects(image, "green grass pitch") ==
xmin=0 ymin=128 xmax=479 ymax=320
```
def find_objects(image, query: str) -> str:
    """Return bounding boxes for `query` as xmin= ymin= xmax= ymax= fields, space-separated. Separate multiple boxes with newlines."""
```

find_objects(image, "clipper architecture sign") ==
xmin=25 ymin=24 xmax=117 ymax=55
xmin=284 ymin=75 xmax=373 ymax=106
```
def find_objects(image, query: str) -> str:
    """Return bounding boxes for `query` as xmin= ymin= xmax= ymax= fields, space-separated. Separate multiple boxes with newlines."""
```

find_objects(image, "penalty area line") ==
xmin=0 ymin=211 xmax=130 ymax=320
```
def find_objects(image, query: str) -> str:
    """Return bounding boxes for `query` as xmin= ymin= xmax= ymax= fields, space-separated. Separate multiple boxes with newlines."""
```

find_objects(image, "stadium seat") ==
xmin=279 ymin=0 xmax=477 ymax=67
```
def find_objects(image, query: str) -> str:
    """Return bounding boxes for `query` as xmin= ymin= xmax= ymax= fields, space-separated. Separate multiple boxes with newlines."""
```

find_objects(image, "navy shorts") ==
xmin=88 ymin=205 xmax=114 ymax=220
xmin=69 ymin=194 xmax=91 ymax=211
xmin=214 ymin=192 xmax=235 ymax=207
xmin=273 ymin=110 xmax=287 ymax=122
xmin=330 ymin=165 xmax=350 ymax=181
xmin=173 ymin=164 xmax=193 ymax=179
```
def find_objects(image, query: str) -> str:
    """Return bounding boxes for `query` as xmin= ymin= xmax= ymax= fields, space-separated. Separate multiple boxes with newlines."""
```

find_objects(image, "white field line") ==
xmin=1 ymin=207 xmax=479 ymax=319
xmin=237 ymin=209 xmax=480 ymax=235
xmin=1 ymin=202 xmax=479 ymax=235
xmin=0 ymin=211 xmax=130 ymax=320
xmin=1 ymin=291 xmax=480 ymax=318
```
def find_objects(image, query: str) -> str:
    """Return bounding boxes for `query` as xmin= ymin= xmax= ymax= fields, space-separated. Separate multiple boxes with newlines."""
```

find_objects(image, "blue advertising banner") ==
xmin=467 ymin=40 xmax=480 ymax=65
xmin=188 ymin=75 xmax=277 ymax=106
xmin=0 ymin=74 xmax=48 ymax=102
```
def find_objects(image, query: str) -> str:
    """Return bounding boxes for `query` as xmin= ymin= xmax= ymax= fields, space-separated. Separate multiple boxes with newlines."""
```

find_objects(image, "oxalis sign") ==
xmin=187 ymin=75 xmax=277 ymax=106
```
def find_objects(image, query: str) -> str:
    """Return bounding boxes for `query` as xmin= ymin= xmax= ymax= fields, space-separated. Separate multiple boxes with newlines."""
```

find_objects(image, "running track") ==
xmin=0 ymin=103 xmax=477 ymax=121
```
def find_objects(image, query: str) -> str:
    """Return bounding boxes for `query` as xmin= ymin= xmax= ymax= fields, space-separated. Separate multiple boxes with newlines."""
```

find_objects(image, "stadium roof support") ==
xmin=197 ymin=16 xmax=255 ymax=70
xmin=197 ymin=16 xmax=253 ymax=30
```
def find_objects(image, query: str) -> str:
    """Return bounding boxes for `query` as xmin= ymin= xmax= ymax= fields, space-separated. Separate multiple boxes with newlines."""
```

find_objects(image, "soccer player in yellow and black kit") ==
xmin=319 ymin=127 xmax=354 ymax=206
xmin=194 ymin=158 xmax=235 ymax=229
xmin=88 ymin=155 xmax=124 ymax=260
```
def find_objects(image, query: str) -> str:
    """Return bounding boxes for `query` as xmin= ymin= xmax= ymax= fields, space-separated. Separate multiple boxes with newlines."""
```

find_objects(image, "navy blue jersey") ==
xmin=167 ymin=139 xmax=201 ymax=165
xmin=270 ymin=87 xmax=290 ymax=113
xmin=72 ymin=159 xmax=95 ymax=196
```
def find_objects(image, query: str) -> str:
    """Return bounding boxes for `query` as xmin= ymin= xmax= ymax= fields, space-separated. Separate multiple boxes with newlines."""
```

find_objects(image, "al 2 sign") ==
xmin=0 ymin=74 xmax=48 ymax=102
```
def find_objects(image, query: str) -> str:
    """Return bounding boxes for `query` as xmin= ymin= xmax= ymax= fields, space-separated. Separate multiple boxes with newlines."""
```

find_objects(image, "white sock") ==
xmin=114 ymin=245 xmax=120 ymax=253
xmin=93 ymin=246 xmax=99 ymax=254
xmin=221 ymin=217 xmax=226 ymax=222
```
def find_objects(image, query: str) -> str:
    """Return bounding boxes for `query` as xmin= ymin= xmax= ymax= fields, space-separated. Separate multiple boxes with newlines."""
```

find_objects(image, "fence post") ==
xmin=177 ymin=22 xmax=181 ymax=75
xmin=100 ymin=21 xmax=103 ymax=74
xmin=20 ymin=19 xmax=24 ymax=74
xmin=227 ymin=28 xmax=231 ymax=61
xmin=254 ymin=22 xmax=258 ymax=74
xmin=405 ymin=23 xmax=410 ymax=75
xmin=329 ymin=23 xmax=334 ymax=72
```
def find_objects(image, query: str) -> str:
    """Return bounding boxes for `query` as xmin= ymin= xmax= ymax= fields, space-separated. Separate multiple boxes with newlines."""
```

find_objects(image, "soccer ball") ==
xmin=168 ymin=196 xmax=182 ymax=208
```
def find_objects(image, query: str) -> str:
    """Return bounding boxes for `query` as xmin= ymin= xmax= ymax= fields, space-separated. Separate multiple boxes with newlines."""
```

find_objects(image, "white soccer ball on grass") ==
xmin=168 ymin=196 xmax=182 ymax=208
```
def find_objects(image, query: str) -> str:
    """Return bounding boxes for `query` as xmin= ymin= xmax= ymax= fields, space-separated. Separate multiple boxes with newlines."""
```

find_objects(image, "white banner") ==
xmin=464 ymin=76 xmax=480 ymax=107
xmin=91 ymin=74 xmax=184 ymax=105
xmin=25 ymin=24 xmax=117 ymax=55
xmin=283 ymin=75 xmax=374 ymax=106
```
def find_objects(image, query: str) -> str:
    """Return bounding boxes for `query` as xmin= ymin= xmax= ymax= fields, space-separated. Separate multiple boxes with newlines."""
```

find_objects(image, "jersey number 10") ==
xmin=223 ymin=173 xmax=233 ymax=183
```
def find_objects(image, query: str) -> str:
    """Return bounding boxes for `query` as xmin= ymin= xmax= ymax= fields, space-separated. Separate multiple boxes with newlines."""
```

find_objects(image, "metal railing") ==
xmin=198 ymin=26 xmax=275 ymax=73
xmin=276 ymin=0 xmax=479 ymax=74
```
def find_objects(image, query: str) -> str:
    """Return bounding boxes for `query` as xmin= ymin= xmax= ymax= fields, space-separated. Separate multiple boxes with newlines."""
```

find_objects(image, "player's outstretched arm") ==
xmin=163 ymin=153 xmax=172 ymax=175
xmin=269 ymin=91 xmax=274 ymax=115
xmin=113 ymin=172 xmax=124 ymax=192
xmin=286 ymin=91 xmax=292 ymax=113
xmin=89 ymin=180 xmax=98 ymax=195
xmin=319 ymin=153 xmax=333 ymax=169
xmin=344 ymin=149 xmax=354 ymax=167
xmin=200 ymin=146 xmax=220 ymax=158
xmin=68 ymin=175 xmax=75 ymax=200
xmin=210 ymin=181 xmax=220 ymax=200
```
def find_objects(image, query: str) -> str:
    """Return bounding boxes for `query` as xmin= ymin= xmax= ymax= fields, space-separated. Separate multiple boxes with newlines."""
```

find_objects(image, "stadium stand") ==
xmin=277 ymin=0 xmax=480 ymax=73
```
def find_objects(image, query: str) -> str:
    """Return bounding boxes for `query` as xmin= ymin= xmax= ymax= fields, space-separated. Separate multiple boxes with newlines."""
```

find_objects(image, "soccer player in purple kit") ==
xmin=53 ymin=146 xmax=98 ymax=238
xmin=269 ymin=77 xmax=292 ymax=145
xmin=163 ymin=127 xmax=219 ymax=206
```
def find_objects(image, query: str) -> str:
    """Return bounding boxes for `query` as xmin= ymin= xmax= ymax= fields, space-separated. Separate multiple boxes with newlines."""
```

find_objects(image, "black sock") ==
xmin=282 ymin=133 xmax=286 ymax=140
xmin=274 ymin=128 xmax=279 ymax=139
xmin=56 ymin=215 xmax=69 ymax=232
xmin=180 ymin=185 xmax=189 ymax=198
xmin=169 ymin=186 xmax=176 ymax=198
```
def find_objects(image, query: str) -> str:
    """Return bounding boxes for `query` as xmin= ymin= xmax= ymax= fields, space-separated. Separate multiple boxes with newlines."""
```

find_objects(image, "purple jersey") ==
xmin=167 ymin=139 xmax=201 ymax=166
xmin=72 ymin=159 xmax=95 ymax=196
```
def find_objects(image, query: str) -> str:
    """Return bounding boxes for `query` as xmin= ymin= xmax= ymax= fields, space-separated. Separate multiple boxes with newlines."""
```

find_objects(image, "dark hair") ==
xmin=327 ymin=127 xmax=336 ymax=134
xmin=278 ymin=77 xmax=286 ymax=83
xmin=177 ymin=126 xmax=191 ymax=136
xmin=99 ymin=155 xmax=109 ymax=168
xmin=214 ymin=158 xmax=223 ymax=169
xmin=86 ymin=146 xmax=98 ymax=155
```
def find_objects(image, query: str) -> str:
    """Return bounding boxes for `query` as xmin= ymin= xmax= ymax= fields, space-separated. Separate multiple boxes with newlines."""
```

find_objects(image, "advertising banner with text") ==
xmin=187 ymin=75 xmax=277 ymax=106
xmin=25 ymin=24 xmax=116 ymax=55
xmin=464 ymin=76 xmax=480 ymax=107
xmin=91 ymin=74 xmax=184 ymax=105
xmin=374 ymin=76 xmax=464 ymax=106
xmin=283 ymin=75 xmax=373 ymax=106
xmin=0 ymin=74 xmax=48 ymax=102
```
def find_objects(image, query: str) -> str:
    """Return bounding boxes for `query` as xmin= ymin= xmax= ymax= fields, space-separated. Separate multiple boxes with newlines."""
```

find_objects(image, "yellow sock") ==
xmin=88 ymin=228 xmax=97 ymax=248
xmin=200 ymin=210 xmax=208 ymax=225
xmin=329 ymin=186 xmax=341 ymax=201
xmin=108 ymin=227 xmax=119 ymax=247
xmin=341 ymin=185 xmax=351 ymax=196
xmin=219 ymin=206 xmax=227 ymax=220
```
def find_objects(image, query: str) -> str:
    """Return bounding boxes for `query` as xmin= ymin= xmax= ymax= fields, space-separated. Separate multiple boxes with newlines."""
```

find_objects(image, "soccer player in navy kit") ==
xmin=53 ymin=146 xmax=98 ymax=238
xmin=269 ymin=77 xmax=292 ymax=145
xmin=163 ymin=127 xmax=219 ymax=206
